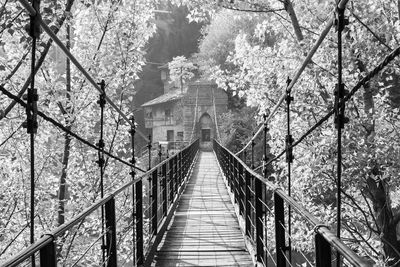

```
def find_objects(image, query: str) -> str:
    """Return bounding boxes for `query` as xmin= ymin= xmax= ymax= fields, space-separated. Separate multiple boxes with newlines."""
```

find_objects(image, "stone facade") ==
xmin=142 ymin=80 xmax=227 ymax=151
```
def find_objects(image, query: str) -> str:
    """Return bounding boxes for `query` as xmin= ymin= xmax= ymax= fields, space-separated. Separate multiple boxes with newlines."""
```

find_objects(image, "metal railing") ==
xmin=213 ymin=139 xmax=372 ymax=267
xmin=2 ymin=139 xmax=199 ymax=267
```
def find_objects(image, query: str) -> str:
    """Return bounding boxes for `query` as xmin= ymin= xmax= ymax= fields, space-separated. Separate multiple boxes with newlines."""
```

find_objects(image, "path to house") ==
xmin=151 ymin=151 xmax=253 ymax=266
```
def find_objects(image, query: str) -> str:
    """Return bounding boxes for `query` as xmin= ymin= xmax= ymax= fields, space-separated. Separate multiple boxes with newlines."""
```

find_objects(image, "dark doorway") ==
xmin=201 ymin=129 xmax=211 ymax=142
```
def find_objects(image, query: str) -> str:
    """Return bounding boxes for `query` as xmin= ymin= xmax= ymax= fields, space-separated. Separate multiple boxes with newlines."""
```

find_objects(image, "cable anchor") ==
xmin=22 ymin=89 xmax=39 ymax=133
xmin=334 ymin=83 xmax=349 ymax=129
xmin=285 ymin=77 xmax=293 ymax=104
xmin=97 ymin=80 xmax=106 ymax=107
xmin=285 ymin=134 xmax=294 ymax=163
xmin=334 ymin=6 xmax=349 ymax=33
xmin=28 ymin=0 xmax=41 ymax=38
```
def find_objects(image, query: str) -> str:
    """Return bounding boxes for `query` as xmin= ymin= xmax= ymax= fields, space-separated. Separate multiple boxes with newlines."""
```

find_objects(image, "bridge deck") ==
xmin=152 ymin=152 xmax=253 ymax=266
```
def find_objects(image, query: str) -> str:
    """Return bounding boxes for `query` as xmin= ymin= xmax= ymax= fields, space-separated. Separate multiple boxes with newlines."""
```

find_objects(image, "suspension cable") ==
xmin=211 ymin=86 xmax=221 ymax=141
xmin=189 ymin=87 xmax=199 ymax=143
xmin=253 ymin=43 xmax=400 ymax=172
xmin=16 ymin=0 xmax=150 ymax=143
xmin=235 ymin=0 xmax=349 ymax=156
xmin=0 ymin=85 xmax=146 ymax=173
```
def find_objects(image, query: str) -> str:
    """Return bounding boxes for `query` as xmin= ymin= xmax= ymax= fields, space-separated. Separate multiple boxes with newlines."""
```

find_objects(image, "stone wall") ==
xmin=183 ymin=81 xmax=228 ymax=142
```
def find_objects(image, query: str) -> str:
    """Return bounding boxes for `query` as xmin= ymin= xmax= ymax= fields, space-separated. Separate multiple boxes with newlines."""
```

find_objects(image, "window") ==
xmin=145 ymin=110 xmax=152 ymax=118
xmin=167 ymin=130 xmax=174 ymax=141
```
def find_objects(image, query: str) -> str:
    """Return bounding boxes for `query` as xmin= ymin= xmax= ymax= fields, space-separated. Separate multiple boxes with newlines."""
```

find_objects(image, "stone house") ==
xmin=142 ymin=73 xmax=228 ymax=151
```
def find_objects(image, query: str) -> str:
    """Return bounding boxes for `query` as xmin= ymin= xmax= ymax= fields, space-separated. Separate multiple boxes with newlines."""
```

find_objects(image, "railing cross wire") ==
xmin=214 ymin=139 xmax=372 ymax=267
xmin=0 ymin=1 xmax=204 ymax=267
xmin=2 ymin=139 xmax=200 ymax=266
xmin=229 ymin=0 xmax=400 ymax=266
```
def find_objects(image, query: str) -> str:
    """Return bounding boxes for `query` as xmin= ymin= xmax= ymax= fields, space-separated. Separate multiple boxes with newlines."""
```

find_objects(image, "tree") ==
xmin=178 ymin=0 xmax=400 ymax=265
xmin=0 ymin=0 xmax=157 ymax=264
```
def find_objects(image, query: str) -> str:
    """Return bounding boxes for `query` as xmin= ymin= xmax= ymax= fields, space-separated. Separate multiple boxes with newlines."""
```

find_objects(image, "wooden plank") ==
xmin=150 ymin=152 xmax=253 ymax=267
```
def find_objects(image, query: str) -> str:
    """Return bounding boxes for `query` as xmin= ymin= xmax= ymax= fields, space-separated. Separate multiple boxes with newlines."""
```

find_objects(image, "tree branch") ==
xmin=0 ymin=0 xmax=75 ymax=120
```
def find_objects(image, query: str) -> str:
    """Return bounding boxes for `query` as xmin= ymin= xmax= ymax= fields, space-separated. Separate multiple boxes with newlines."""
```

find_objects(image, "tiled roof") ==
xmin=141 ymin=89 xmax=184 ymax=107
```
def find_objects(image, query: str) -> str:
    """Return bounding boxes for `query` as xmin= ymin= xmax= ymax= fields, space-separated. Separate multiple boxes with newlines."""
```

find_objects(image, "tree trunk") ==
xmin=58 ymin=23 xmax=72 ymax=227
xmin=357 ymin=58 xmax=400 ymax=265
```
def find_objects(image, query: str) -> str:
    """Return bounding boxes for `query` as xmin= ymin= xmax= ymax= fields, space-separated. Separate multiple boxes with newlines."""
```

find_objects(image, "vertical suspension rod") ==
xmin=262 ymin=114 xmax=268 ymax=264
xmin=97 ymin=80 xmax=106 ymax=266
xmin=129 ymin=115 xmax=136 ymax=264
xmin=251 ymin=132 xmax=255 ymax=169
xmin=27 ymin=0 xmax=40 ymax=265
xmin=148 ymin=134 xmax=152 ymax=170
xmin=286 ymin=77 xmax=294 ymax=264
xmin=16 ymin=0 xmax=150 ymax=143
xmin=335 ymin=3 xmax=349 ymax=266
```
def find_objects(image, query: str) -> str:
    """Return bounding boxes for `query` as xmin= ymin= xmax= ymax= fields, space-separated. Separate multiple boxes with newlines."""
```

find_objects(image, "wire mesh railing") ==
xmin=214 ymin=139 xmax=372 ymax=267
xmin=2 ymin=139 xmax=199 ymax=266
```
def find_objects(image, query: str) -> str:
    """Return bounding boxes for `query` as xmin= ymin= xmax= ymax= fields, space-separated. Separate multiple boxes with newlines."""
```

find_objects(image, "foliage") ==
xmin=186 ymin=0 xmax=400 ymax=265
xmin=0 ymin=0 xmax=156 ymax=264
xmin=168 ymin=55 xmax=197 ymax=88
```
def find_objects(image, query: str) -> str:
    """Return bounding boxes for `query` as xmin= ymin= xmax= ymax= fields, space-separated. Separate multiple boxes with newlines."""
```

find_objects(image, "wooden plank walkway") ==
xmin=151 ymin=152 xmax=253 ymax=266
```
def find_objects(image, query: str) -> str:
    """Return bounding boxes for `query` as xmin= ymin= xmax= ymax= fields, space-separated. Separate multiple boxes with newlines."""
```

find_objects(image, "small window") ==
xmin=167 ymin=130 xmax=174 ymax=141
xmin=146 ymin=110 xmax=152 ymax=118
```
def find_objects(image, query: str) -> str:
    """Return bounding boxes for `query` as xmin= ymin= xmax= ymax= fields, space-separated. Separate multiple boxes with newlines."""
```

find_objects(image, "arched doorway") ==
xmin=199 ymin=113 xmax=213 ymax=150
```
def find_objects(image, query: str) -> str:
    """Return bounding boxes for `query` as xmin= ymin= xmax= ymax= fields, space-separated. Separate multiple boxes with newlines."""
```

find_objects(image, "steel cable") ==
xmin=253 ymin=45 xmax=400 ymax=171
xmin=0 ymin=85 xmax=146 ymax=173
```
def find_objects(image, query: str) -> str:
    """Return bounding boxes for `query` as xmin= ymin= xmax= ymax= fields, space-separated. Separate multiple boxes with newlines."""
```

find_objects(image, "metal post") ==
xmin=105 ymin=198 xmax=117 ymax=267
xmin=148 ymin=134 xmax=152 ymax=170
xmin=245 ymin=170 xmax=251 ymax=237
xmin=169 ymin=158 xmax=174 ymax=203
xmin=315 ymin=233 xmax=332 ymax=267
xmin=274 ymin=193 xmax=286 ymax=267
xmin=129 ymin=116 xmax=136 ymax=264
xmin=135 ymin=179 xmax=143 ymax=265
xmin=158 ymin=144 xmax=162 ymax=164
xmin=174 ymin=156 xmax=178 ymax=195
xmin=178 ymin=152 xmax=182 ymax=185
xmin=251 ymin=133 xmax=255 ymax=169
xmin=96 ymin=80 xmax=106 ymax=267
xmin=26 ymin=1 xmax=40 ymax=265
xmin=162 ymin=163 xmax=167 ymax=217
xmin=255 ymin=177 xmax=263 ymax=264
xmin=40 ymin=238 xmax=56 ymax=267
xmin=263 ymin=114 xmax=268 ymax=179
xmin=262 ymin=114 xmax=268 ymax=265
xmin=238 ymin=163 xmax=244 ymax=215
xmin=233 ymin=158 xmax=238 ymax=204
xmin=286 ymin=77 xmax=294 ymax=264
xmin=335 ymin=4 xmax=349 ymax=266
xmin=151 ymin=170 xmax=158 ymax=235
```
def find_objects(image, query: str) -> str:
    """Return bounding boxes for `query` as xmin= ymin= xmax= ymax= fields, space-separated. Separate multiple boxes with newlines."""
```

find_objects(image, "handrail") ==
xmin=16 ymin=0 xmax=150 ymax=143
xmin=213 ymin=139 xmax=372 ymax=267
xmin=2 ymin=139 xmax=200 ymax=267
xmin=236 ymin=0 xmax=349 ymax=156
